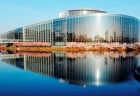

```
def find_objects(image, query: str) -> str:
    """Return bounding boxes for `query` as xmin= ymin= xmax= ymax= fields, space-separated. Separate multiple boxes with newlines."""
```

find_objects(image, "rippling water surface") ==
xmin=0 ymin=51 xmax=140 ymax=96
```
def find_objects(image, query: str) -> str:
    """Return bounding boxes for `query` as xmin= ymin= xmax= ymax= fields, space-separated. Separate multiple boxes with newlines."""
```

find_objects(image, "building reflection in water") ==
xmin=1 ymin=51 xmax=140 ymax=86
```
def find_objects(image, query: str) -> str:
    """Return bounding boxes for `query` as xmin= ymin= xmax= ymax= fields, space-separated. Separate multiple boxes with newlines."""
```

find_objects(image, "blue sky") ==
xmin=0 ymin=0 xmax=140 ymax=33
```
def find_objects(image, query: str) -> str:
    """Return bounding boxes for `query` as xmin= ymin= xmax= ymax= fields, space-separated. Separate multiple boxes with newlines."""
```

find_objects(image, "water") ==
xmin=0 ymin=51 xmax=140 ymax=96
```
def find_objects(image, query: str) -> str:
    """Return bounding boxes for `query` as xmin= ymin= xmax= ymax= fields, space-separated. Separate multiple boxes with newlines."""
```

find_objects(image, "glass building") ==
xmin=0 ymin=9 xmax=139 ymax=46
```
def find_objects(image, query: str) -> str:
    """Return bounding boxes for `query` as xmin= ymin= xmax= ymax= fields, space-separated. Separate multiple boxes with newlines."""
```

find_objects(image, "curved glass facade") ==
xmin=54 ymin=14 xmax=139 ymax=46
xmin=0 ymin=9 xmax=139 ymax=46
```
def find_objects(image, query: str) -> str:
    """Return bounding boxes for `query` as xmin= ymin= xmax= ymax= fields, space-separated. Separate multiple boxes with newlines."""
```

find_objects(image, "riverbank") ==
xmin=1 ymin=46 xmax=140 ymax=52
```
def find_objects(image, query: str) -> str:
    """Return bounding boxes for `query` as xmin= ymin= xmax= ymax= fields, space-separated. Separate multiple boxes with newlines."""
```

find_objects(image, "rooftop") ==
xmin=59 ymin=8 xmax=107 ymax=18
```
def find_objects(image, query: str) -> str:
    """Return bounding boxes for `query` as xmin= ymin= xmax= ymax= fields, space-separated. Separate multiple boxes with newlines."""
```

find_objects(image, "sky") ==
xmin=0 ymin=0 xmax=140 ymax=33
